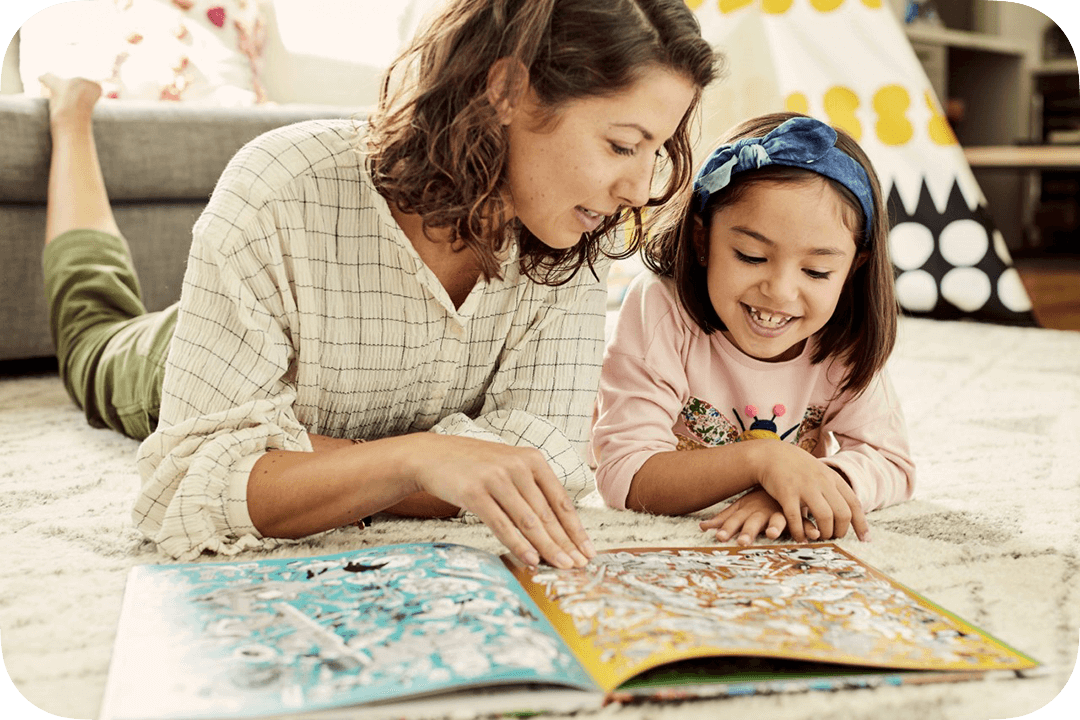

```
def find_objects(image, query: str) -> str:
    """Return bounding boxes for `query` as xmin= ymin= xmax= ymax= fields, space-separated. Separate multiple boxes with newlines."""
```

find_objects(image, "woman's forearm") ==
xmin=247 ymin=434 xmax=442 ymax=538
xmin=626 ymin=440 xmax=765 ymax=515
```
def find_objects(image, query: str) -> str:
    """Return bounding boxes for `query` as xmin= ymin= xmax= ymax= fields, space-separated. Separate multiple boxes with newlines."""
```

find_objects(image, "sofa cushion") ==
xmin=0 ymin=95 xmax=365 ymax=202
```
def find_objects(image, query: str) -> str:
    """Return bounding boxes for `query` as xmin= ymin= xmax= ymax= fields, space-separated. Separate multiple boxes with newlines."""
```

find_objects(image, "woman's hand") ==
xmin=699 ymin=487 xmax=820 ymax=545
xmin=405 ymin=434 xmax=596 ymax=570
xmin=749 ymin=440 xmax=870 ymax=542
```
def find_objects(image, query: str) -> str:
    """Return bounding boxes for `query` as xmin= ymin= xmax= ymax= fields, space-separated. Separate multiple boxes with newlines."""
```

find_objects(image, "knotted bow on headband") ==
xmin=693 ymin=117 xmax=875 ymax=242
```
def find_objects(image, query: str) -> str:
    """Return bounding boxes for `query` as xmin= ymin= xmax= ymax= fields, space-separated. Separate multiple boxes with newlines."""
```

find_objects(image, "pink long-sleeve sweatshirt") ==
xmin=592 ymin=273 xmax=915 ymax=512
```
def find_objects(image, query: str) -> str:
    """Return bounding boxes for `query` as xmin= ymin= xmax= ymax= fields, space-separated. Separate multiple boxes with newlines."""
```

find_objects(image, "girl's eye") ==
xmin=734 ymin=250 xmax=765 ymax=265
xmin=610 ymin=142 xmax=635 ymax=157
xmin=804 ymin=269 xmax=833 ymax=280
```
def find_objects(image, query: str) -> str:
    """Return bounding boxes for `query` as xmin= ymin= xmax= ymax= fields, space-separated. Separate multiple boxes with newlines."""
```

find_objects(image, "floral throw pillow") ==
xmin=19 ymin=0 xmax=266 ymax=105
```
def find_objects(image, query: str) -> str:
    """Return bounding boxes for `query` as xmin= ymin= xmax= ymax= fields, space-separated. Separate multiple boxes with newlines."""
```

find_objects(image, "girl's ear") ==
xmin=692 ymin=215 xmax=708 ymax=266
xmin=486 ymin=57 xmax=530 ymax=125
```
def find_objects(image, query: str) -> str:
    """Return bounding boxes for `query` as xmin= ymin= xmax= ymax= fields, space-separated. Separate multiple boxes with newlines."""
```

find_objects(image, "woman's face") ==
xmin=503 ymin=65 xmax=697 ymax=250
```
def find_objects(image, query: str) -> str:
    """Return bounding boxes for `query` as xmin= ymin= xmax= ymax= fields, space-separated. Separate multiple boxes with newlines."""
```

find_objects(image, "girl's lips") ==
xmin=742 ymin=303 xmax=796 ymax=338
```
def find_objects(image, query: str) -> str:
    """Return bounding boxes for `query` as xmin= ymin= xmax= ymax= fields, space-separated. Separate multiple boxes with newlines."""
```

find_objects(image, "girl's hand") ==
xmin=750 ymin=440 xmax=870 ymax=542
xmin=406 ymin=434 xmax=596 ymax=570
xmin=699 ymin=487 xmax=820 ymax=545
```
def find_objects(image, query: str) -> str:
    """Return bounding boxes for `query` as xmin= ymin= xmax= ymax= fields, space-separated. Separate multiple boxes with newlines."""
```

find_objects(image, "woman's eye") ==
xmin=610 ymin=142 xmax=636 ymax=157
xmin=804 ymin=269 xmax=833 ymax=280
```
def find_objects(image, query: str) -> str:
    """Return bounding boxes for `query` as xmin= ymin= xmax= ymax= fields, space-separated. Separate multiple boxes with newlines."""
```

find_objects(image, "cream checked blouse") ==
xmin=134 ymin=120 xmax=609 ymax=560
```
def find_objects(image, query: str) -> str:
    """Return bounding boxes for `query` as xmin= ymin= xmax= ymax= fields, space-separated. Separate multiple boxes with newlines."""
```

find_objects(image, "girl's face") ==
xmin=697 ymin=178 xmax=859 ymax=362
xmin=503 ymin=65 xmax=697 ymax=250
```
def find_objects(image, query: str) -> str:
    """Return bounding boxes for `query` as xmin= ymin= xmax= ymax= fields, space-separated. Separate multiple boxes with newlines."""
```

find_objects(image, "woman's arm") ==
xmin=248 ymin=433 xmax=592 ymax=569
xmin=306 ymin=434 xmax=456 ymax=517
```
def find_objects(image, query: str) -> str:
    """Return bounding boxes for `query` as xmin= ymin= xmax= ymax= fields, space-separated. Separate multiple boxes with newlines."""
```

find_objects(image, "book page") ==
xmin=102 ymin=543 xmax=596 ymax=720
xmin=505 ymin=544 xmax=1038 ymax=693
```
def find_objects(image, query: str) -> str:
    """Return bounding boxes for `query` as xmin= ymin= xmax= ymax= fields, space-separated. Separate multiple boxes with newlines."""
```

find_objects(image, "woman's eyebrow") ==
xmin=610 ymin=123 xmax=654 ymax=141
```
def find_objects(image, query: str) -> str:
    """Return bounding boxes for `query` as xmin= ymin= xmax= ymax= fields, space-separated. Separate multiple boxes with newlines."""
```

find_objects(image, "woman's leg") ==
xmin=41 ymin=74 xmax=121 ymax=243
xmin=40 ymin=75 xmax=176 ymax=440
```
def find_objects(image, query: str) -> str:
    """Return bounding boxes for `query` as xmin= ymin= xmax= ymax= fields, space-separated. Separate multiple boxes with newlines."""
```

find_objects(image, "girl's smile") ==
xmin=698 ymin=177 xmax=859 ymax=362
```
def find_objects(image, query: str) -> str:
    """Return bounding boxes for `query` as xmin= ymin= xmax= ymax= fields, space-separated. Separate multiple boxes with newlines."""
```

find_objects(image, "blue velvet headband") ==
xmin=693 ymin=117 xmax=875 ymax=242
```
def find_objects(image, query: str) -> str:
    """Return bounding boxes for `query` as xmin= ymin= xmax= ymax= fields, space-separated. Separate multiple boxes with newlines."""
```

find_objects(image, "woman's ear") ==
xmin=486 ymin=57 xmax=530 ymax=125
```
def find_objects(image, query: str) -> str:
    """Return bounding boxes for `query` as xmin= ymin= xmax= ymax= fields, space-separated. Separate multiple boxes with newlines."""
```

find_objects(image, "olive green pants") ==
xmin=43 ymin=230 xmax=178 ymax=440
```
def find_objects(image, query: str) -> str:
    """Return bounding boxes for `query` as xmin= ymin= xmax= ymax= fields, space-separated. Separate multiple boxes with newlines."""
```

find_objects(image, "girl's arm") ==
xmin=818 ymin=369 xmax=916 ymax=512
xmin=628 ymin=437 xmax=868 ymax=542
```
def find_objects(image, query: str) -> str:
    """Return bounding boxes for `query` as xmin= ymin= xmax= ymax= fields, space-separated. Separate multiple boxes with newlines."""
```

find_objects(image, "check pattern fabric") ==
xmin=134 ymin=120 xmax=609 ymax=560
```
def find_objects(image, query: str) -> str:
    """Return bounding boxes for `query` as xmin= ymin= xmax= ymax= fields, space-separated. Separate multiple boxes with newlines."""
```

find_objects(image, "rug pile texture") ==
xmin=1 ymin=317 xmax=1077 ymax=720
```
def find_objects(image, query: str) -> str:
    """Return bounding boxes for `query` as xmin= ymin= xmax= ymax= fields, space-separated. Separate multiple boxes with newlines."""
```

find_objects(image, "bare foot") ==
xmin=39 ymin=74 xmax=103 ymax=129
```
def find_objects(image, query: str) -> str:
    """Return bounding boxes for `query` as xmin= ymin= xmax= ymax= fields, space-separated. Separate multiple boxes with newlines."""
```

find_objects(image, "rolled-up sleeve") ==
xmin=135 ymin=173 xmax=314 ymax=560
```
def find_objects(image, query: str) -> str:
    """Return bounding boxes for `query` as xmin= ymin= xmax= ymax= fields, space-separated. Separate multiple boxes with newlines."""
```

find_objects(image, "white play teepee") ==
xmin=688 ymin=0 xmax=1036 ymax=325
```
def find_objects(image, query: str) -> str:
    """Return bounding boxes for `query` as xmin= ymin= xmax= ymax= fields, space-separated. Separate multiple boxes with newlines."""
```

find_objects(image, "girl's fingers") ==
xmin=835 ymin=480 xmax=870 ymax=541
xmin=803 ymin=493 xmax=836 ymax=540
xmin=699 ymin=507 xmax=735 ymax=531
xmin=776 ymin=493 xmax=808 ymax=543
xmin=764 ymin=511 xmax=787 ymax=540
xmin=712 ymin=508 xmax=751 ymax=542
xmin=735 ymin=512 xmax=769 ymax=546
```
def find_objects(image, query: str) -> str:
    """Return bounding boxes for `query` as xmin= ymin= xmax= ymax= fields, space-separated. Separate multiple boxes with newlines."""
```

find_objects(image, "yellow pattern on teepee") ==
xmin=785 ymin=92 xmax=810 ymax=114
xmin=926 ymin=91 xmax=959 ymax=146
xmin=873 ymin=85 xmax=914 ymax=145
xmin=810 ymin=0 xmax=845 ymax=11
xmin=718 ymin=0 xmax=755 ymax=13
xmin=824 ymin=86 xmax=863 ymax=140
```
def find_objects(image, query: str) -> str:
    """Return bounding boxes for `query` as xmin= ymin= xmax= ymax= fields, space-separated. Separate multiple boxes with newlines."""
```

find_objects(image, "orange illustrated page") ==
xmin=504 ymin=544 xmax=1038 ymax=693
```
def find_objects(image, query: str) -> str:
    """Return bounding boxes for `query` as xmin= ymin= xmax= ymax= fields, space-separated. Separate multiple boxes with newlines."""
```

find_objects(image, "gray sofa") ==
xmin=0 ymin=96 xmax=364 ymax=361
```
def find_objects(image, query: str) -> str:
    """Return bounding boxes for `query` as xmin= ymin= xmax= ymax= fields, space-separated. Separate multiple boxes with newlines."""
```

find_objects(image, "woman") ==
xmin=41 ymin=0 xmax=720 ymax=564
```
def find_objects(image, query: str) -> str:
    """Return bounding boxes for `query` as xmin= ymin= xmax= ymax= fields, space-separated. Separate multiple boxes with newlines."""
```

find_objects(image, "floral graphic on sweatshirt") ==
xmin=676 ymin=397 xmax=825 ymax=454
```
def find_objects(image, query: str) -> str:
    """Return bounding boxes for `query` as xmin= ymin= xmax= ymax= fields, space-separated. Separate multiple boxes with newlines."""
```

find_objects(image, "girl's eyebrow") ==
xmin=731 ymin=225 xmax=849 ymax=258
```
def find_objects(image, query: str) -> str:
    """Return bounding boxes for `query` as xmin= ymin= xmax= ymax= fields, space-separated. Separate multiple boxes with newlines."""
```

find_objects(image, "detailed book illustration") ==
xmin=100 ymin=542 xmax=1038 ymax=720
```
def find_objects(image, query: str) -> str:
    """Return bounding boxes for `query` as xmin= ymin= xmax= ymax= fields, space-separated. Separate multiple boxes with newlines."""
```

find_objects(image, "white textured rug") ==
xmin=1 ymin=317 xmax=1078 ymax=720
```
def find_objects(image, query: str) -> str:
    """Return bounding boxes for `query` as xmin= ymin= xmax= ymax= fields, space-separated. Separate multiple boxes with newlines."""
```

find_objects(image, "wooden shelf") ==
xmin=1034 ymin=58 xmax=1079 ymax=76
xmin=904 ymin=25 xmax=1027 ymax=55
xmin=964 ymin=145 xmax=1080 ymax=170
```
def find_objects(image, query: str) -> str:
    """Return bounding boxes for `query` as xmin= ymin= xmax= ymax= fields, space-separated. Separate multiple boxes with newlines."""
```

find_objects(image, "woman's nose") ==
xmin=614 ymin=157 xmax=654 ymax=209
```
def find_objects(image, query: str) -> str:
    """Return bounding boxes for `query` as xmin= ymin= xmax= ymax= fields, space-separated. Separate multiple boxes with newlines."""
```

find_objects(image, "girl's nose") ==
xmin=762 ymin=266 xmax=799 ymax=303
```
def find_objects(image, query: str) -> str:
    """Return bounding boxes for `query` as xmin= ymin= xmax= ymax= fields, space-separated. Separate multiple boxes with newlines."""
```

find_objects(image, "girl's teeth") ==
xmin=749 ymin=307 xmax=792 ymax=328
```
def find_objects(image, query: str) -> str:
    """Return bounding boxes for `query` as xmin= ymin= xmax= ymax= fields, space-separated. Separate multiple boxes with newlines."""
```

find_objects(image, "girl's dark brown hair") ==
xmin=365 ymin=0 xmax=720 ymax=285
xmin=643 ymin=112 xmax=898 ymax=398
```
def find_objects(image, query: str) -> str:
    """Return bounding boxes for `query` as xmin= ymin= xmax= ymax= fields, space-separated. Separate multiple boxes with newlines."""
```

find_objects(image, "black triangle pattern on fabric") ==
xmin=886 ymin=180 xmax=1038 ymax=326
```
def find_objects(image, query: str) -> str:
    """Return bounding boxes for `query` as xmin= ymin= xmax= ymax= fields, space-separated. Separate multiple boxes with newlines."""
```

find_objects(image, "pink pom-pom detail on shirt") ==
xmin=745 ymin=405 xmax=758 ymax=418
xmin=773 ymin=404 xmax=786 ymax=417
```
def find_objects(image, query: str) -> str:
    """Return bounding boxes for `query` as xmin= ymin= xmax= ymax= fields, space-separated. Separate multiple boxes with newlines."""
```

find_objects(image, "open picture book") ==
xmin=99 ymin=542 xmax=1038 ymax=720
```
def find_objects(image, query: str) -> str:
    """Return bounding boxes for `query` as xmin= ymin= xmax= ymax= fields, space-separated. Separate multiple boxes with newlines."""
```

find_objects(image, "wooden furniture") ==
xmin=964 ymin=145 xmax=1080 ymax=169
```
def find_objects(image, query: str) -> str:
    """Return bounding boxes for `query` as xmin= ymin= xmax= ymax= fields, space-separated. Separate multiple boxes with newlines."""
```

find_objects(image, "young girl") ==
xmin=592 ymin=113 xmax=915 ymax=546
xmin=40 ymin=0 xmax=719 ymax=564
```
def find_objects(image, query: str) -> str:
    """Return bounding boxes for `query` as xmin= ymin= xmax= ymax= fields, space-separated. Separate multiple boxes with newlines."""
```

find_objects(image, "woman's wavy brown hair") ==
xmin=365 ymin=0 xmax=720 ymax=285
xmin=644 ymin=112 xmax=898 ymax=398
